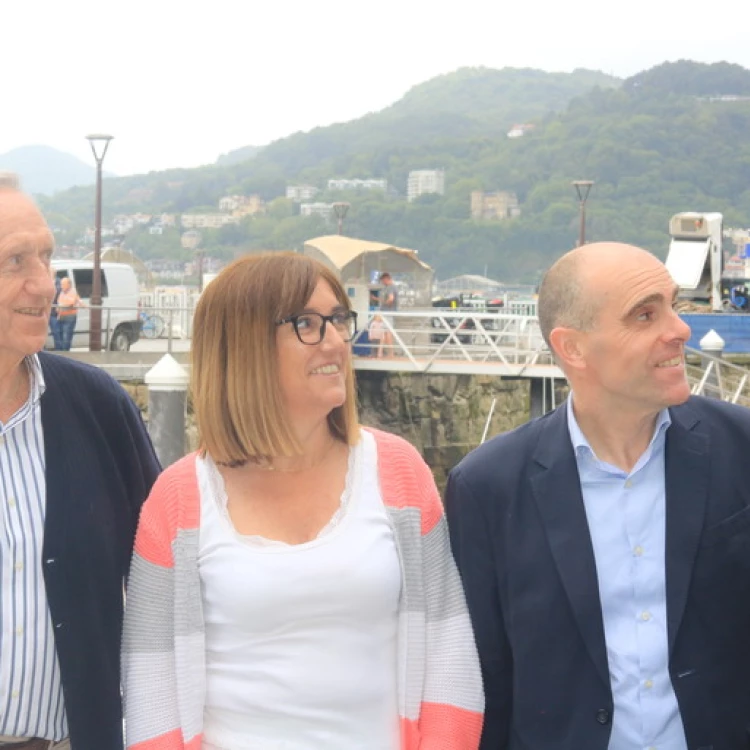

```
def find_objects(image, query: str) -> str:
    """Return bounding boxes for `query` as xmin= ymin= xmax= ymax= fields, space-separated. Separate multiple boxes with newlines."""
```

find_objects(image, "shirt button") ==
xmin=624 ymin=479 xmax=633 ymax=488
xmin=641 ymin=611 xmax=652 ymax=621
xmin=11 ymin=690 xmax=19 ymax=699
xmin=14 ymin=561 xmax=23 ymax=571
xmin=15 ymin=626 xmax=23 ymax=636
xmin=644 ymin=679 xmax=654 ymax=689
xmin=634 ymin=545 xmax=644 ymax=557
xmin=8 ymin=497 xmax=16 ymax=508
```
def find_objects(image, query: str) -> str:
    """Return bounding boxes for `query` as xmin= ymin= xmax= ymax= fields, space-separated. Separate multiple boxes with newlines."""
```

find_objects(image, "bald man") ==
xmin=446 ymin=243 xmax=750 ymax=749
xmin=0 ymin=177 xmax=160 ymax=750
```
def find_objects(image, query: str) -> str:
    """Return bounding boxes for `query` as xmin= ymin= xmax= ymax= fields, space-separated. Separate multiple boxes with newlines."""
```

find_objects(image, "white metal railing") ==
xmin=685 ymin=347 xmax=750 ymax=407
xmin=351 ymin=310 xmax=551 ymax=371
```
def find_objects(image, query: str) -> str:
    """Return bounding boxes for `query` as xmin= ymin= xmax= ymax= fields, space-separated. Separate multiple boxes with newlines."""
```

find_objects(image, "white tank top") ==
xmin=197 ymin=431 xmax=401 ymax=750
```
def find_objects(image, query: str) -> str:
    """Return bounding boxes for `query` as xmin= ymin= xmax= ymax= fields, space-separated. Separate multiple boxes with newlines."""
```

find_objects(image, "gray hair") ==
xmin=537 ymin=251 xmax=599 ymax=352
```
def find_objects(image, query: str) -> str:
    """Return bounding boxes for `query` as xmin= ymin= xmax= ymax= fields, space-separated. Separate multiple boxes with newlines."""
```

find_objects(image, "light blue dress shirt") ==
xmin=566 ymin=397 xmax=688 ymax=750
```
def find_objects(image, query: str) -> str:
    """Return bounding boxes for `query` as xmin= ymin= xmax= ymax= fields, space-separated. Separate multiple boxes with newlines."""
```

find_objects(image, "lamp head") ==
xmin=572 ymin=180 xmax=594 ymax=202
xmin=86 ymin=134 xmax=114 ymax=163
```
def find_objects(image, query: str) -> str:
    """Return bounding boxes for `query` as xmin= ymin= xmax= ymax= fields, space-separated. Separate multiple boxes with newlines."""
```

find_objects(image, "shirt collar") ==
xmin=26 ymin=353 xmax=46 ymax=405
xmin=566 ymin=394 xmax=671 ymax=458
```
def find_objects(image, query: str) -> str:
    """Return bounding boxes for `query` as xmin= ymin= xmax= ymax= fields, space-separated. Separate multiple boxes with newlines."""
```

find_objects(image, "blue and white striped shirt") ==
xmin=0 ymin=355 xmax=67 ymax=741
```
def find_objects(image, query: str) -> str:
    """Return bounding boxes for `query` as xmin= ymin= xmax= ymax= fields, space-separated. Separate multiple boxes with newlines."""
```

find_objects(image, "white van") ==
xmin=49 ymin=260 xmax=142 ymax=351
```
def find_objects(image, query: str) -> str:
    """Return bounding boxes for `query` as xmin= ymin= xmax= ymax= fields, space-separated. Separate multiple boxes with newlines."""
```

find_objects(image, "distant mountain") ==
xmin=0 ymin=145 xmax=109 ymax=196
xmin=215 ymin=144 xmax=264 ymax=166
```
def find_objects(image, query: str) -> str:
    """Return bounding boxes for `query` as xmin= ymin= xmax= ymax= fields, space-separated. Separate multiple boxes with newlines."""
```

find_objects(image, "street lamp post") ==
xmin=86 ymin=134 xmax=113 ymax=351
xmin=332 ymin=202 xmax=350 ymax=235
xmin=572 ymin=180 xmax=594 ymax=247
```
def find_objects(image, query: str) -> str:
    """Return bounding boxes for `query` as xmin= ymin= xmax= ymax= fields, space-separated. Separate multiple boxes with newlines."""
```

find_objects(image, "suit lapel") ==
xmin=664 ymin=403 xmax=709 ymax=655
xmin=530 ymin=405 xmax=610 ymax=689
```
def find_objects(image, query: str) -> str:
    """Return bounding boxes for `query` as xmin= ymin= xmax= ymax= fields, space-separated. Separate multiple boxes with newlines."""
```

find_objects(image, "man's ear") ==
xmin=549 ymin=327 xmax=586 ymax=371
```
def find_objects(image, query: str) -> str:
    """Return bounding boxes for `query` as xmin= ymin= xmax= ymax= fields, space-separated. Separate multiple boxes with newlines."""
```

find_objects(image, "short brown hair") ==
xmin=192 ymin=252 xmax=360 ymax=465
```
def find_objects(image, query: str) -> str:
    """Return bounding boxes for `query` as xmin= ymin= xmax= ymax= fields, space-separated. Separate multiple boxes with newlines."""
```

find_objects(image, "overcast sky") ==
xmin=4 ymin=0 xmax=749 ymax=176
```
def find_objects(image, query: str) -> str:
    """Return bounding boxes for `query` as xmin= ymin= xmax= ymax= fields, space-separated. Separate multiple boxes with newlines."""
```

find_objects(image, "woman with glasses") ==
xmin=122 ymin=252 xmax=483 ymax=750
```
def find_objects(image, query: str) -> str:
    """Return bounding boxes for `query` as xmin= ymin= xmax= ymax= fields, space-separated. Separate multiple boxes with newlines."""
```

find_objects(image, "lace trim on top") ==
xmin=202 ymin=438 xmax=361 ymax=548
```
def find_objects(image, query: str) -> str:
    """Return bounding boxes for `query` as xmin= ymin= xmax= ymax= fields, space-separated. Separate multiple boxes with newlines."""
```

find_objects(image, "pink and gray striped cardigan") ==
xmin=122 ymin=428 xmax=484 ymax=749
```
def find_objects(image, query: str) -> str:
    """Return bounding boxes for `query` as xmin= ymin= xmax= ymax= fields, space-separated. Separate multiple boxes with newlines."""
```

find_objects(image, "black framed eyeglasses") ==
xmin=276 ymin=310 xmax=358 ymax=345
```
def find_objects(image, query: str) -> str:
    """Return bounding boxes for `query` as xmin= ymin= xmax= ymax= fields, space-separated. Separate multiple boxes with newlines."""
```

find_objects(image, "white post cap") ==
xmin=699 ymin=329 xmax=725 ymax=352
xmin=145 ymin=353 xmax=189 ymax=391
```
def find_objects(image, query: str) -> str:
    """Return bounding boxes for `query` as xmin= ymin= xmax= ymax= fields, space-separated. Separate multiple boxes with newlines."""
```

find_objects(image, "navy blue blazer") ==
xmin=446 ymin=396 xmax=750 ymax=750
xmin=38 ymin=353 xmax=160 ymax=750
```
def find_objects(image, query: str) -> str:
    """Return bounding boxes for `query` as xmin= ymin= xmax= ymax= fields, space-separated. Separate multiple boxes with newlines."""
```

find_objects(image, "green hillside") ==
xmin=39 ymin=62 xmax=750 ymax=282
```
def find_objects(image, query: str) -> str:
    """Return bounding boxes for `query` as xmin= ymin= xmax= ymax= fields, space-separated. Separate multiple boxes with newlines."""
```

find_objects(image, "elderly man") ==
xmin=0 ymin=176 xmax=160 ymax=750
xmin=446 ymin=242 xmax=750 ymax=749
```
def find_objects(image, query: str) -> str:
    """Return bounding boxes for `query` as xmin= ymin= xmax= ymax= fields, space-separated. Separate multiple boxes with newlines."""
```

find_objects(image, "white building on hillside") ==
xmin=327 ymin=178 xmax=388 ymax=192
xmin=181 ymin=213 xmax=239 ymax=229
xmin=300 ymin=202 xmax=335 ymax=221
xmin=287 ymin=185 xmax=319 ymax=202
xmin=407 ymin=169 xmax=445 ymax=202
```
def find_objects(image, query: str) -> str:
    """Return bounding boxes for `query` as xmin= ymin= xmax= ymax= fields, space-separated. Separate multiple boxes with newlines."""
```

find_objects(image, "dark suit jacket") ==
xmin=445 ymin=396 xmax=750 ymax=750
xmin=38 ymin=353 xmax=160 ymax=750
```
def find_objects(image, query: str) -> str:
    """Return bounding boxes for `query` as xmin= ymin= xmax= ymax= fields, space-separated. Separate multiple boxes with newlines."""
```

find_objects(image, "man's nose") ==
xmin=667 ymin=307 xmax=691 ymax=342
xmin=28 ymin=264 xmax=55 ymax=299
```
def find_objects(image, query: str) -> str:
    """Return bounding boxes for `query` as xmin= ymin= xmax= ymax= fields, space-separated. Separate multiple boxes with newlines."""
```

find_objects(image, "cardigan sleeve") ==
xmin=116 ymin=389 xmax=162 ymax=537
xmin=410 ymin=451 xmax=485 ymax=749
xmin=122 ymin=472 xmax=186 ymax=750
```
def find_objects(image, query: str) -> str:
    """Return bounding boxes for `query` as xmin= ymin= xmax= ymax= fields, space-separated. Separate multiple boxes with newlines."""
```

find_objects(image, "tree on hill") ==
xmin=624 ymin=60 xmax=750 ymax=97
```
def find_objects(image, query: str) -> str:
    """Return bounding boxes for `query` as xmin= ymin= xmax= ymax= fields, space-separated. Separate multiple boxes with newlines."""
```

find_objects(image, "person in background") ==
xmin=55 ymin=277 xmax=84 ymax=351
xmin=122 ymin=252 xmax=483 ymax=750
xmin=48 ymin=273 xmax=62 ymax=350
xmin=0 ymin=173 xmax=160 ymax=750
xmin=368 ymin=312 xmax=385 ymax=358
xmin=379 ymin=271 xmax=398 ymax=356
xmin=446 ymin=242 xmax=750 ymax=749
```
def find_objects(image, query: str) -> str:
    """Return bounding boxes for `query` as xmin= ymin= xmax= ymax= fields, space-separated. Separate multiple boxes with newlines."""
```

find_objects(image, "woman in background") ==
xmin=122 ymin=252 xmax=483 ymax=750
xmin=56 ymin=276 xmax=84 ymax=350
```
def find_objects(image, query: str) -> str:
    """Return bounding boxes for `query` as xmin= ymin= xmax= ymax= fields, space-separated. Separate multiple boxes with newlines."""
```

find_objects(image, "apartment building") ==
xmin=407 ymin=169 xmax=445 ymax=202
xmin=300 ymin=202 xmax=335 ymax=221
xmin=286 ymin=184 xmax=320 ymax=202
xmin=327 ymin=178 xmax=388 ymax=192
xmin=470 ymin=190 xmax=521 ymax=220
xmin=181 ymin=213 xmax=240 ymax=229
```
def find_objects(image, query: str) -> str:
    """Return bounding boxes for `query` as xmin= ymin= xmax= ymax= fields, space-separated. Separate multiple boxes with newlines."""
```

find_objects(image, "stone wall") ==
xmin=357 ymin=372 xmax=531 ymax=488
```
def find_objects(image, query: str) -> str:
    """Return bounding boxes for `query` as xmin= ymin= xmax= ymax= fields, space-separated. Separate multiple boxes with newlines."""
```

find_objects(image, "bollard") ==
xmin=699 ymin=329 xmax=724 ymax=399
xmin=145 ymin=354 xmax=189 ymax=467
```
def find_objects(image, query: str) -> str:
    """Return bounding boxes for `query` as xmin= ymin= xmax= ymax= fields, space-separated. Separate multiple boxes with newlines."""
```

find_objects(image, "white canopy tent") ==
xmin=303 ymin=235 xmax=434 ymax=307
